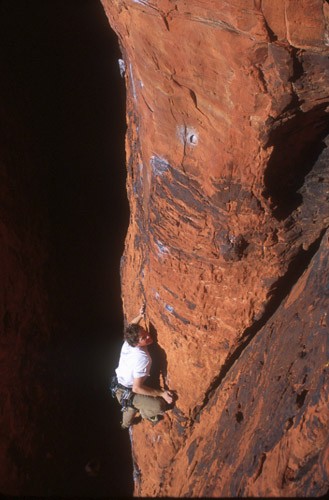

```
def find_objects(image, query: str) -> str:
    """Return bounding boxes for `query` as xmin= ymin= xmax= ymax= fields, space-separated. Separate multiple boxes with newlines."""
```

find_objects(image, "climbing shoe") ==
xmin=147 ymin=415 xmax=163 ymax=426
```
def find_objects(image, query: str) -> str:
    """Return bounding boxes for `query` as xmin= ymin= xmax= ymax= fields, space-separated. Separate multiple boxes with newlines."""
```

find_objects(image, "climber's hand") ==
xmin=140 ymin=303 xmax=146 ymax=316
xmin=161 ymin=390 xmax=174 ymax=404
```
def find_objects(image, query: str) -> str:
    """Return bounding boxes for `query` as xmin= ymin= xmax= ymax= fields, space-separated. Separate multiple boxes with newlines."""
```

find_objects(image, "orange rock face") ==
xmin=102 ymin=0 xmax=329 ymax=496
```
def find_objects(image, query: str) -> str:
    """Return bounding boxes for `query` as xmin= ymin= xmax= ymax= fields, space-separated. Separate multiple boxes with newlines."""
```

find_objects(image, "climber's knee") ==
xmin=133 ymin=394 xmax=166 ymax=418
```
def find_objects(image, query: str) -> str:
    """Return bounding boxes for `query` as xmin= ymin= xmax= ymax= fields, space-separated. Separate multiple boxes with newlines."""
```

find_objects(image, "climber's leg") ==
xmin=133 ymin=393 xmax=167 ymax=421
xmin=116 ymin=389 xmax=138 ymax=428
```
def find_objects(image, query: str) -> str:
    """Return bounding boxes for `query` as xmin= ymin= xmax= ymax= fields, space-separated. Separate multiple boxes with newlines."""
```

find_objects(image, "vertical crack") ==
xmin=254 ymin=453 xmax=267 ymax=482
xmin=129 ymin=427 xmax=142 ymax=496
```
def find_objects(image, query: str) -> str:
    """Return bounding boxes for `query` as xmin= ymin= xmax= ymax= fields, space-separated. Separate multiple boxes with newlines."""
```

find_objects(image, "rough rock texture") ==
xmin=103 ymin=0 xmax=329 ymax=496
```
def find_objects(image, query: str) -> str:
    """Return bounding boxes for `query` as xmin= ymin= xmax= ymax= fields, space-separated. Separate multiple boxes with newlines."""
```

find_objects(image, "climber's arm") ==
xmin=129 ymin=303 xmax=146 ymax=325
xmin=133 ymin=376 xmax=173 ymax=404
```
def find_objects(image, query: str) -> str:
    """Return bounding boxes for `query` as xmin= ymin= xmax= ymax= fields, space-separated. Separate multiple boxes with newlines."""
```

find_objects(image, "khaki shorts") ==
xmin=116 ymin=388 xmax=166 ymax=427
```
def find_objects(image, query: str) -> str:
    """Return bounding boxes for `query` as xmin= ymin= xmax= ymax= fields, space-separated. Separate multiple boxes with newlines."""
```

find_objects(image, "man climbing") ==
xmin=112 ymin=304 xmax=173 ymax=429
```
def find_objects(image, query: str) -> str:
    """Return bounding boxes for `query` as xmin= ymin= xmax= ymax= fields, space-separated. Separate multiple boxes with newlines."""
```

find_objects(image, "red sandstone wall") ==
xmin=102 ymin=0 xmax=329 ymax=496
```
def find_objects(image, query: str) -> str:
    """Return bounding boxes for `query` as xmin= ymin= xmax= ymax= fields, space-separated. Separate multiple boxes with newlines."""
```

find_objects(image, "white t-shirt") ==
xmin=115 ymin=341 xmax=152 ymax=388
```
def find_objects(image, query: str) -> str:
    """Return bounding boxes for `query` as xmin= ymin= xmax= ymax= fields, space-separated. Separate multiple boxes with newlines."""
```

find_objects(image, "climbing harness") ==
xmin=110 ymin=375 xmax=135 ymax=412
xmin=119 ymin=388 xmax=135 ymax=412
xmin=110 ymin=375 xmax=119 ymax=398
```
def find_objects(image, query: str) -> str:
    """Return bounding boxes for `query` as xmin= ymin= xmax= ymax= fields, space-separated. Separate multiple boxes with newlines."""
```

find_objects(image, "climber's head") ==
xmin=124 ymin=324 xmax=153 ymax=347
xmin=136 ymin=327 xmax=153 ymax=347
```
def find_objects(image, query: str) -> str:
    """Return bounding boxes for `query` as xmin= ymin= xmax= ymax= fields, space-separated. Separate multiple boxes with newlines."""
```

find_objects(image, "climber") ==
xmin=111 ymin=304 xmax=173 ymax=429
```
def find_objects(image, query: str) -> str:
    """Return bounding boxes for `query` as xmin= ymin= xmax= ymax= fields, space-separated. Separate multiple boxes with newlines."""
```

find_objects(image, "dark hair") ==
xmin=124 ymin=323 xmax=141 ymax=347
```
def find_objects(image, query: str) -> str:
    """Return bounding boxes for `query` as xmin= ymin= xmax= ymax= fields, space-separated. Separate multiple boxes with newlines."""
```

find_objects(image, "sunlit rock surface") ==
xmin=102 ymin=0 xmax=329 ymax=496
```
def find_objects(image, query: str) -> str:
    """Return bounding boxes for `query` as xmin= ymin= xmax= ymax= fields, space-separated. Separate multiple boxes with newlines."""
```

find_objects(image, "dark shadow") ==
xmin=147 ymin=322 xmax=169 ymax=390
xmin=146 ymin=322 xmax=179 ymax=409
xmin=263 ymin=104 xmax=329 ymax=220
xmin=0 ymin=0 xmax=132 ymax=496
